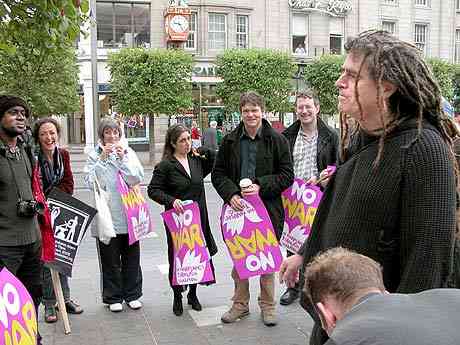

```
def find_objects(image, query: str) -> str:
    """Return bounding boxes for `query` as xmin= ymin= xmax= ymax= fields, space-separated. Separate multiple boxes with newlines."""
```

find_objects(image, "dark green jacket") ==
xmin=0 ymin=138 xmax=39 ymax=246
xmin=212 ymin=119 xmax=294 ymax=239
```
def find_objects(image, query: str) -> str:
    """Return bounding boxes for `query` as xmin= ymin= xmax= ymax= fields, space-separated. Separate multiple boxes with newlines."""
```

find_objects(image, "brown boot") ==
xmin=261 ymin=309 xmax=277 ymax=327
xmin=221 ymin=306 xmax=250 ymax=323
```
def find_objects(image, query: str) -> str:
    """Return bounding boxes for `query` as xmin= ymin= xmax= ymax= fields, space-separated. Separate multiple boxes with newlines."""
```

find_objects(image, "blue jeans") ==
xmin=42 ymin=266 xmax=70 ymax=307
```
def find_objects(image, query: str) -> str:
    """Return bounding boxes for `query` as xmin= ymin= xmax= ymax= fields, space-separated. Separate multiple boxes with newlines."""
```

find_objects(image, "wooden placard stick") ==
xmin=50 ymin=268 xmax=71 ymax=334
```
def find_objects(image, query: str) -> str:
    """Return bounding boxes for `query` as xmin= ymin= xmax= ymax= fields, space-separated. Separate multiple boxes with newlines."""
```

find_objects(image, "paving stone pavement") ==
xmin=39 ymin=166 xmax=314 ymax=345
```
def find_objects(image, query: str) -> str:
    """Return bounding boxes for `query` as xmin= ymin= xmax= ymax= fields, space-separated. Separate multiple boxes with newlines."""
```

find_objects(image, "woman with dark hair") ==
xmin=33 ymin=117 xmax=83 ymax=323
xmin=148 ymin=124 xmax=217 ymax=316
xmin=84 ymin=117 xmax=144 ymax=313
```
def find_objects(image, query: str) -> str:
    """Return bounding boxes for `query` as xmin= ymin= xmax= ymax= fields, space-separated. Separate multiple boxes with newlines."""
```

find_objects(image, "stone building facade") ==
xmin=73 ymin=0 xmax=460 ymax=149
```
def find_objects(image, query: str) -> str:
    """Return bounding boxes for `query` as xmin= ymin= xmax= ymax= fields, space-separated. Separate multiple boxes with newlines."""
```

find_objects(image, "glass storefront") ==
xmin=98 ymin=93 xmax=149 ymax=143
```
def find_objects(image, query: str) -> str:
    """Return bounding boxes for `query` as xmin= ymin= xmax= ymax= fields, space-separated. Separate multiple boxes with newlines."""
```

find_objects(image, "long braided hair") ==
xmin=339 ymin=30 xmax=459 ymax=171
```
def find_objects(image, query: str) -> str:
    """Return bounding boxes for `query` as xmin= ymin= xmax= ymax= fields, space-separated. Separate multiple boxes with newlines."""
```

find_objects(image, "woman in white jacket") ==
xmin=85 ymin=118 xmax=144 ymax=313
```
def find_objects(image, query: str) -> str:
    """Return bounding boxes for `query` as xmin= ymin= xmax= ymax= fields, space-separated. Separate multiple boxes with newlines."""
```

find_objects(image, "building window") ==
xmin=382 ymin=21 xmax=396 ymax=35
xmin=456 ymin=29 xmax=460 ymax=64
xmin=330 ymin=34 xmax=342 ymax=55
xmin=186 ymin=12 xmax=197 ymax=50
xmin=414 ymin=0 xmax=428 ymax=5
xmin=96 ymin=2 xmax=150 ymax=48
xmin=292 ymin=14 xmax=308 ymax=54
xmin=208 ymin=13 xmax=226 ymax=49
xmin=383 ymin=0 xmax=398 ymax=4
xmin=457 ymin=0 xmax=460 ymax=10
xmin=236 ymin=15 xmax=249 ymax=49
xmin=414 ymin=24 xmax=428 ymax=55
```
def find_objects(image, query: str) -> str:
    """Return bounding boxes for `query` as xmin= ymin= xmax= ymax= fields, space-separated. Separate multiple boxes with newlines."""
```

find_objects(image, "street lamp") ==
xmin=295 ymin=62 xmax=307 ymax=94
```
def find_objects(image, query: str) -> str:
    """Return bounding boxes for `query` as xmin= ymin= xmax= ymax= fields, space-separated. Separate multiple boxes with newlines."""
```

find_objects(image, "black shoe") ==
xmin=65 ymin=300 xmax=84 ymax=314
xmin=187 ymin=294 xmax=202 ymax=311
xmin=280 ymin=288 xmax=299 ymax=306
xmin=173 ymin=295 xmax=183 ymax=316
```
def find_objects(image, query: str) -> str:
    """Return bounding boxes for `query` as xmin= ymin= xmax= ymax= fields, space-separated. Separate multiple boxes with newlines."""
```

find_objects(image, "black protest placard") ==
xmin=46 ymin=188 xmax=97 ymax=277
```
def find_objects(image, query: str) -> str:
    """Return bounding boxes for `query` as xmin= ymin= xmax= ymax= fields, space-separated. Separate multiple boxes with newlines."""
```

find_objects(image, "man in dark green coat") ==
xmin=212 ymin=91 xmax=294 ymax=327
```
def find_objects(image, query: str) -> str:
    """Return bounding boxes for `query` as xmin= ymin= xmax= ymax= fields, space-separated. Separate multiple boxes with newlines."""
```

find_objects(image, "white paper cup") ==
xmin=239 ymin=178 xmax=252 ymax=190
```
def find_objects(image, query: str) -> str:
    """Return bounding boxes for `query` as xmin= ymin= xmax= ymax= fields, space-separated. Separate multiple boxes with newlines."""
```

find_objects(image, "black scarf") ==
xmin=38 ymin=147 xmax=64 ymax=196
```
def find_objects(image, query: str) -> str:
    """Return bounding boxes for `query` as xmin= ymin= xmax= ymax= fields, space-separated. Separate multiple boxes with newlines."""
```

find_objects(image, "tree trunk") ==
xmin=149 ymin=115 xmax=155 ymax=164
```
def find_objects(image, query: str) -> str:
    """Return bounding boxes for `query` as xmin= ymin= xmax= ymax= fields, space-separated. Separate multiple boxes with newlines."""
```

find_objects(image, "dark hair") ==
xmin=0 ymin=95 xmax=30 ymax=119
xmin=296 ymin=88 xmax=320 ymax=108
xmin=304 ymin=247 xmax=385 ymax=310
xmin=97 ymin=117 xmax=122 ymax=145
xmin=33 ymin=117 xmax=61 ymax=144
xmin=239 ymin=91 xmax=265 ymax=112
xmin=162 ymin=124 xmax=190 ymax=160
xmin=340 ymin=30 xmax=459 ymax=170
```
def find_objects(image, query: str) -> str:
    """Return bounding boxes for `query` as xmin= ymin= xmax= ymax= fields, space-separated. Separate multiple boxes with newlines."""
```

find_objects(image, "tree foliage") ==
xmin=0 ymin=1 xmax=87 ymax=116
xmin=303 ymin=54 xmax=345 ymax=116
xmin=426 ymin=58 xmax=456 ymax=101
xmin=0 ymin=0 xmax=88 ymax=54
xmin=216 ymin=49 xmax=296 ymax=115
xmin=303 ymin=55 xmax=458 ymax=116
xmin=452 ymin=65 xmax=460 ymax=114
xmin=108 ymin=48 xmax=193 ymax=162
xmin=0 ymin=46 xmax=80 ymax=116
xmin=108 ymin=48 xmax=194 ymax=116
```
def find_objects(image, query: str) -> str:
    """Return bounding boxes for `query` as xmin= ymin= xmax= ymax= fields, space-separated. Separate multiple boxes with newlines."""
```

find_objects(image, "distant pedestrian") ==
xmin=85 ymin=118 xmax=144 ymax=313
xmin=202 ymin=120 xmax=218 ymax=151
xmin=34 ymin=118 xmax=83 ymax=323
xmin=191 ymin=120 xmax=201 ymax=149
xmin=216 ymin=126 xmax=224 ymax=146
xmin=148 ymin=124 xmax=218 ymax=316
xmin=280 ymin=30 xmax=458 ymax=345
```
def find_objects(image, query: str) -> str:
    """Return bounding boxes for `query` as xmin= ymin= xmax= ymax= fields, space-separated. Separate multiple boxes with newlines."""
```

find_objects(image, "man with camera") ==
xmin=0 ymin=96 xmax=44 ymax=341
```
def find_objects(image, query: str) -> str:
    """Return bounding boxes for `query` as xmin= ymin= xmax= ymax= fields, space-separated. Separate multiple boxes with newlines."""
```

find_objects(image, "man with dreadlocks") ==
xmin=280 ymin=30 xmax=458 ymax=345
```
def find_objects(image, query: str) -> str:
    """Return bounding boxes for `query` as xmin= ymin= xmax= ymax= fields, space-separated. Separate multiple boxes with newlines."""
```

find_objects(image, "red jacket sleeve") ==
xmin=57 ymin=148 xmax=74 ymax=195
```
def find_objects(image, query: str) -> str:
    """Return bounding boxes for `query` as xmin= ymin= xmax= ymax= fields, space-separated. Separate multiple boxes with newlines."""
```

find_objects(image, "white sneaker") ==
xmin=127 ymin=300 xmax=142 ymax=310
xmin=109 ymin=303 xmax=123 ymax=312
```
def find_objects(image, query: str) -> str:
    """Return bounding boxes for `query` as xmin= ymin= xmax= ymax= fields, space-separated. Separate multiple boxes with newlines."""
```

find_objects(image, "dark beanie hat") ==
xmin=0 ymin=95 xmax=30 ymax=119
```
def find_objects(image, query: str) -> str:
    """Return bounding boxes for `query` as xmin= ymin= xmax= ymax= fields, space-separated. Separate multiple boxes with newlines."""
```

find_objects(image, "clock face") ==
xmin=169 ymin=15 xmax=189 ymax=33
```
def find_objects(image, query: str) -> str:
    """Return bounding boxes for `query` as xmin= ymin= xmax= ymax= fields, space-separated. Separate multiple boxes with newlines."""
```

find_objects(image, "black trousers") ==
xmin=309 ymin=323 xmax=329 ymax=345
xmin=0 ymin=241 xmax=43 ymax=308
xmin=96 ymin=234 xmax=143 ymax=304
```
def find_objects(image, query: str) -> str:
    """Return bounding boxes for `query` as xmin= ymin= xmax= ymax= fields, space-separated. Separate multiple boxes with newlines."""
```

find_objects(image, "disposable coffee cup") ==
xmin=239 ymin=178 xmax=252 ymax=191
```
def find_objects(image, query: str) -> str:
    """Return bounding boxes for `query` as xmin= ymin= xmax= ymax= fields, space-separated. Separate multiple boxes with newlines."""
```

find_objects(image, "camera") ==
xmin=17 ymin=200 xmax=44 ymax=217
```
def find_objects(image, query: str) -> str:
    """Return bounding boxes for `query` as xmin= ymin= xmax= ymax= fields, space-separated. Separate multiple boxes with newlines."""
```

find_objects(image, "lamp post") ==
xmin=295 ymin=63 xmax=306 ymax=93
xmin=90 ymin=0 xmax=99 ymax=143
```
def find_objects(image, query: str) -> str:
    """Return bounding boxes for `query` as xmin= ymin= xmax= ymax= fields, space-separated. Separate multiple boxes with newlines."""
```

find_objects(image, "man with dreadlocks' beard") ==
xmin=280 ymin=30 xmax=458 ymax=345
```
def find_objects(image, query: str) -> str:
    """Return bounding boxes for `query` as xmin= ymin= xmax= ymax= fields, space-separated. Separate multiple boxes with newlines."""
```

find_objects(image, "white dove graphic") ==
xmin=175 ymin=249 xmax=206 ymax=285
xmin=131 ymin=206 xmax=150 ymax=237
xmin=222 ymin=199 xmax=263 ymax=236
xmin=290 ymin=225 xmax=309 ymax=244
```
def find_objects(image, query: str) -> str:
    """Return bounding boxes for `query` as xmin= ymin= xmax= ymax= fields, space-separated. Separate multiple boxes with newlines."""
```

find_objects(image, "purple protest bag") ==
xmin=280 ymin=178 xmax=323 ymax=253
xmin=116 ymin=173 xmax=154 ymax=245
xmin=220 ymin=194 xmax=283 ymax=279
xmin=161 ymin=201 xmax=215 ymax=286
xmin=0 ymin=268 xmax=37 ymax=344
